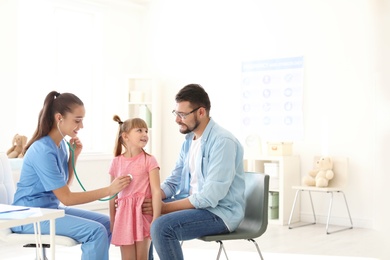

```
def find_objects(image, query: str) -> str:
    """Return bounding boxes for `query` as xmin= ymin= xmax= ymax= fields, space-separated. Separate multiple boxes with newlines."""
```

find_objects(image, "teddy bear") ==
xmin=6 ymin=134 xmax=28 ymax=159
xmin=302 ymin=156 xmax=334 ymax=187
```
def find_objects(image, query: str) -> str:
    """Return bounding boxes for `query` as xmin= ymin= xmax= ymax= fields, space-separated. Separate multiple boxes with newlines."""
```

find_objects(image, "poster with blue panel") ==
xmin=241 ymin=56 xmax=304 ymax=157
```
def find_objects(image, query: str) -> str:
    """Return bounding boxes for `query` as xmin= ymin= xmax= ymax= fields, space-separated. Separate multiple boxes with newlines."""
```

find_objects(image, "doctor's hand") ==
xmin=68 ymin=137 xmax=83 ymax=158
xmin=108 ymin=175 xmax=131 ymax=196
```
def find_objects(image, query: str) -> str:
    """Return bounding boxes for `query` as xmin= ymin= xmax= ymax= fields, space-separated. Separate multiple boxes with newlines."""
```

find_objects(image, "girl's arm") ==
xmin=149 ymin=167 xmax=162 ymax=221
xmin=109 ymin=175 xmax=117 ymax=232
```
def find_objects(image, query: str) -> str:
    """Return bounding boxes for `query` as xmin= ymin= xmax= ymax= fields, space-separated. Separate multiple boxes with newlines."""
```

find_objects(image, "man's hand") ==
xmin=142 ymin=198 xmax=153 ymax=215
xmin=161 ymin=198 xmax=194 ymax=214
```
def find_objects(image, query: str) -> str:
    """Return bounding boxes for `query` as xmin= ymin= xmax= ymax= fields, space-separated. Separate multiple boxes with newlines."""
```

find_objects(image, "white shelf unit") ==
xmin=244 ymin=155 xmax=301 ymax=225
xmin=126 ymin=76 xmax=161 ymax=164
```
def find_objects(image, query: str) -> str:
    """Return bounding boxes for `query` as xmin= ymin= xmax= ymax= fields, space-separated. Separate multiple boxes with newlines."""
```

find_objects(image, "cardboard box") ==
xmin=267 ymin=142 xmax=293 ymax=156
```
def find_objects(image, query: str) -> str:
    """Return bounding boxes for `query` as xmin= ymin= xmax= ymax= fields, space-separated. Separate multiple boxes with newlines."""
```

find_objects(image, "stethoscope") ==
xmin=57 ymin=120 xmax=120 ymax=201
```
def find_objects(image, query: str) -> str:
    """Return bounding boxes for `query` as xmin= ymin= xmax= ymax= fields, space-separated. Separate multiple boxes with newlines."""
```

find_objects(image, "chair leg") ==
xmin=32 ymin=222 xmax=45 ymax=260
xmin=288 ymin=190 xmax=316 ymax=229
xmin=23 ymin=244 xmax=49 ymax=260
xmin=35 ymin=248 xmax=48 ymax=260
xmin=325 ymin=191 xmax=353 ymax=234
xmin=248 ymin=238 xmax=264 ymax=260
xmin=215 ymin=241 xmax=229 ymax=260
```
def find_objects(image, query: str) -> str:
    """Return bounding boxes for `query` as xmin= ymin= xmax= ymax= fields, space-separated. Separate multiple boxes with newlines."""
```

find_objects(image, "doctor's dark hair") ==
xmin=113 ymin=115 xmax=149 ymax=157
xmin=175 ymin=84 xmax=211 ymax=116
xmin=24 ymin=91 xmax=84 ymax=153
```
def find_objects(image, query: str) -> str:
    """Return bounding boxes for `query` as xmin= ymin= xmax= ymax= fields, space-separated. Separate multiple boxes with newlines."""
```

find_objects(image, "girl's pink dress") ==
xmin=109 ymin=153 xmax=159 ymax=245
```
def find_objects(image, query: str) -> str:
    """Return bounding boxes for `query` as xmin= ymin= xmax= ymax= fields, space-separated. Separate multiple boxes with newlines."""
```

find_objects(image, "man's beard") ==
xmin=179 ymin=118 xmax=200 ymax=134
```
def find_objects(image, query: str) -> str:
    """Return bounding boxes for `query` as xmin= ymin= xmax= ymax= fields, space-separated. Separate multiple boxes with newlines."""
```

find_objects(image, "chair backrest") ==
xmin=0 ymin=153 xmax=15 ymax=205
xmin=314 ymin=156 xmax=349 ymax=188
xmin=237 ymin=172 xmax=270 ymax=237
xmin=0 ymin=153 xmax=16 ymax=240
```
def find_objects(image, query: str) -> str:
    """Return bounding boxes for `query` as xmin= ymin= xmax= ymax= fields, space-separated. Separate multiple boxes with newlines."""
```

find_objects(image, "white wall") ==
xmin=1 ymin=0 xmax=389 ymax=233
xmin=373 ymin=0 xmax=390 ymax=235
xmin=0 ymin=0 xmax=151 ymax=208
xmin=0 ymin=0 xmax=18 ymax=152
xmin=0 ymin=0 xmax=150 ymax=154
xmin=147 ymin=0 xmax=389 ymax=231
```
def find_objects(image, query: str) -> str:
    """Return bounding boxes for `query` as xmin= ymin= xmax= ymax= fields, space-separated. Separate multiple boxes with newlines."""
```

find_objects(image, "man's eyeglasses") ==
xmin=172 ymin=107 xmax=201 ymax=120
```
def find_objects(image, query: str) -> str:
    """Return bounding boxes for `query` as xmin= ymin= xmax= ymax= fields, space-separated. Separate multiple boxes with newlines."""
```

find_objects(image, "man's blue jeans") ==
xmin=150 ymin=209 xmax=229 ymax=260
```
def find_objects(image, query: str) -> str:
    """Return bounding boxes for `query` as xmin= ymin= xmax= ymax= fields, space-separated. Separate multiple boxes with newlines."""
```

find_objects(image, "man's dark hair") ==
xmin=175 ymin=84 xmax=211 ymax=114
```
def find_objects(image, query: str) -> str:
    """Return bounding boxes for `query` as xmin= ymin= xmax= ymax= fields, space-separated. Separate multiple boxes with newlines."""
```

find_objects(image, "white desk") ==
xmin=0 ymin=206 xmax=65 ymax=260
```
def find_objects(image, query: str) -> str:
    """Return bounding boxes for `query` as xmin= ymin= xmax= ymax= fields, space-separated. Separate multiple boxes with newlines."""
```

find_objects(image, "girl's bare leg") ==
xmin=135 ymin=239 xmax=151 ymax=260
xmin=120 ymin=244 xmax=136 ymax=260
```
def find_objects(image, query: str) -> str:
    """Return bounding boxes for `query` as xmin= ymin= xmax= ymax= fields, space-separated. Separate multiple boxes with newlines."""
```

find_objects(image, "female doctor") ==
xmin=12 ymin=91 xmax=131 ymax=260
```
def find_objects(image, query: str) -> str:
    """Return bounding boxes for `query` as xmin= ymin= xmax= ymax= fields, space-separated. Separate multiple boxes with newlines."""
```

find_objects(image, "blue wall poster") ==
xmin=241 ymin=56 xmax=304 ymax=156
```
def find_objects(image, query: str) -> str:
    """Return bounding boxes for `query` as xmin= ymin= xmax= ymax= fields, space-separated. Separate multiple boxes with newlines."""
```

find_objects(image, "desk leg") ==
xmin=33 ymin=222 xmax=44 ymax=260
xmin=50 ymin=219 xmax=56 ymax=260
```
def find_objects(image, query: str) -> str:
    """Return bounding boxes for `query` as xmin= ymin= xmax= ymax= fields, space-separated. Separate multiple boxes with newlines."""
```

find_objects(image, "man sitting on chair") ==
xmin=144 ymin=84 xmax=245 ymax=260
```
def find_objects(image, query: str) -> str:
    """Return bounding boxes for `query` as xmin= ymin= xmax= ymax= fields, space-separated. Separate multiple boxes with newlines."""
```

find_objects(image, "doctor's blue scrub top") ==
xmin=13 ymin=136 xmax=68 ymax=209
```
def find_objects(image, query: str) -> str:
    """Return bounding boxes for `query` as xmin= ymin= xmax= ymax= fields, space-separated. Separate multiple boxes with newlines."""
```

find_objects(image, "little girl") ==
xmin=109 ymin=115 xmax=161 ymax=260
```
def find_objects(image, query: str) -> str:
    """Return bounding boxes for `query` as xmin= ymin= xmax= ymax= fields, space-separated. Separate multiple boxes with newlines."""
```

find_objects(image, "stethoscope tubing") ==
xmin=67 ymin=141 xmax=117 ymax=201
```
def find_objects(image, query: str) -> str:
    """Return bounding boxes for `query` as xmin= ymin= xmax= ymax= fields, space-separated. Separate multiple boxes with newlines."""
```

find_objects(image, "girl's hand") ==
xmin=69 ymin=137 xmax=83 ymax=157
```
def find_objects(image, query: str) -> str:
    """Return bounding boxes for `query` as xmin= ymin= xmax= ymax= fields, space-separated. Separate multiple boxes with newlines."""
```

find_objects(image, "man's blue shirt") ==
xmin=161 ymin=118 xmax=245 ymax=231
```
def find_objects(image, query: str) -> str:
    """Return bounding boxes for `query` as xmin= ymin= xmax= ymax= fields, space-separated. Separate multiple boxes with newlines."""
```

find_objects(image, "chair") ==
xmin=287 ymin=156 xmax=353 ymax=234
xmin=0 ymin=153 xmax=79 ymax=259
xmin=197 ymin=172 xmax=270 ymax=260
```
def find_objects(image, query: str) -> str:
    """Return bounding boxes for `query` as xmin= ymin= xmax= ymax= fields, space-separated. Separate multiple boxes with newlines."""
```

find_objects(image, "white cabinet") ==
xmin=126 ymin=76 xmax=161 ymax=163
xmin=244 ymin=155 xmax=300 ymax=225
